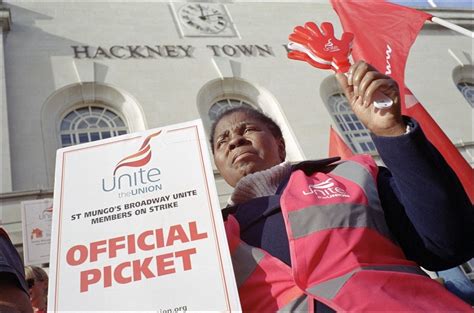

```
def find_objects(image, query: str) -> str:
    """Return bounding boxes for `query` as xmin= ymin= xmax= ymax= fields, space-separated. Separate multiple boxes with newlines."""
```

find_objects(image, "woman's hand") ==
xmin=336 ymin=61 xmax=406 ymax=137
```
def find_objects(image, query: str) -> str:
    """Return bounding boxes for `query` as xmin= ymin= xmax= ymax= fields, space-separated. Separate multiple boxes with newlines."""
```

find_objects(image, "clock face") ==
xmin=178 ymin=3 xmax=228 ymax=34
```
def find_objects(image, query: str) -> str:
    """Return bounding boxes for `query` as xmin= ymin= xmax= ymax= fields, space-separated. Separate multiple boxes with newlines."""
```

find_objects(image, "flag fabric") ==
xmin=329 ymin=126 xmax=354 ymax=160
xmin=331 ymin=0 xmax=474 ymax=203
xmin=331 ymin=0 xmax=431 ymax=86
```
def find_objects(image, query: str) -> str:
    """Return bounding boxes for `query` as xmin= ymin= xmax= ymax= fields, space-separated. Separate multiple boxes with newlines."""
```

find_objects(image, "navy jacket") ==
xmin=0 ymin=228 xmax=29 ymax=295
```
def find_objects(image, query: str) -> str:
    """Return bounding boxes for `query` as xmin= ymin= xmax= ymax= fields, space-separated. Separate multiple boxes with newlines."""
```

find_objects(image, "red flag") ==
xmin=329 ymin=126 xmax=354 ymax=160
xmin=331 ymin=0 xmax=474 ymax=203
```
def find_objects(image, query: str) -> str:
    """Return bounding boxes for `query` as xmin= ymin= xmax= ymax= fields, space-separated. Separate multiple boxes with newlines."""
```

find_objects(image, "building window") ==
xmin=59 ymin=105 xmax=128 ymax=147
xmin=462 ymin=259 xmax=474 ymax=282
xmin=456 ymin=82 xmax=474 ymax=108
xmin=208 ymin=98 xmax=254 ymax=122
xmin=327 ymin=93 xmax=376 ymax=154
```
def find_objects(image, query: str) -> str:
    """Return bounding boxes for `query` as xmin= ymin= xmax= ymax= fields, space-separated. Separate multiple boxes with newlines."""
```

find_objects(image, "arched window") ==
xmin=208 ymin=98 xmax=255 ymax=122
xmin=456 ymin=82 xmax=474 ymax=108
xmin=453 ymin=64 xmax=474 ymax=108
xmin=59 ymin=105 xmax=128 ymax=147
xmin=327 ymin=93 xmax=376 ymax=154
xmin=42 ymin=82 xmax=145 ymax=187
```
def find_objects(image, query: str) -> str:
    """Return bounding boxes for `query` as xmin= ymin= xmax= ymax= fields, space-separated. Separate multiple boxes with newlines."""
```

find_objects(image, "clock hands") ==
xmin=197 ymin=4 xmax=205 ymax=18
xmin=198 ymin=11 xmax=222 ymax=21
xmin=202 ymin=13 xmax=222 ymax=19
xmin=179 ymin=4 xmax=227 ymax=34
xmin=196 ymin=4 xmax=218 ymax=21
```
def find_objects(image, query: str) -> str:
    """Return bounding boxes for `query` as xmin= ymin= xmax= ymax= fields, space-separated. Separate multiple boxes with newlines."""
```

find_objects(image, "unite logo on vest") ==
xmin=302 ymin=177 xmax=349 ymax=199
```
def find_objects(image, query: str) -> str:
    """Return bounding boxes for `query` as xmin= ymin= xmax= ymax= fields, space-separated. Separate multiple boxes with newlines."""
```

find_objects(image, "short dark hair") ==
xmin=209 ymin=107 xmax=285 ymax=154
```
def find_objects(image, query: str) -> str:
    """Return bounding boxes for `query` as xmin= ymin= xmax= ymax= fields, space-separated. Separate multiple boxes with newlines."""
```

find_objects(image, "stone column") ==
xmin=0 ymin=3 xmax=12 ymax=193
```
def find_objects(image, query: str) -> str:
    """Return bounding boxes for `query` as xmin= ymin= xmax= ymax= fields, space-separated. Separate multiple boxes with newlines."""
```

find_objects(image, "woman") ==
xmin=25 ymin=266 xmax=48 ymax=313
xmin=210 ymin=61 xmax=473 ymax=312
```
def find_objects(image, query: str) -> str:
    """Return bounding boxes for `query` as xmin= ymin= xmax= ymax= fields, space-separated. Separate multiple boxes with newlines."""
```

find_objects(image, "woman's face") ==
xmin=213 ymin=111 xmax=285 ymax=187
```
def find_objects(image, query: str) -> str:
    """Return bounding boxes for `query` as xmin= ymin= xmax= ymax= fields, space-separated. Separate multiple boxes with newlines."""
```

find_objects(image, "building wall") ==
xmin=1 ymin=1 xmax=473 ymax=247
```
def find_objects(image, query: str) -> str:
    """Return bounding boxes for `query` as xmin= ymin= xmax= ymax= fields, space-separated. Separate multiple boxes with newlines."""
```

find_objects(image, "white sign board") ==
xmin=48 ymin=120 xmax=240 ymax=312
xmin=21 ymin=199 xmax=54 ymax=265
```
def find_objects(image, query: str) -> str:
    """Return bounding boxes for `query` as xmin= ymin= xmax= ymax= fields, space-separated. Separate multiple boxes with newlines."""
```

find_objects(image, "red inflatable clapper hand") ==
xmin=287 ymin=22 xmax=392 ymax=109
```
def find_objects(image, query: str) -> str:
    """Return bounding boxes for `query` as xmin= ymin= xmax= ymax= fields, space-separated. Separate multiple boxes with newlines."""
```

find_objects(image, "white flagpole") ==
xmin=431 ymin=16 xmax=474 ymax=39
xmin=447 ymin=49 xmax=465 ymax=66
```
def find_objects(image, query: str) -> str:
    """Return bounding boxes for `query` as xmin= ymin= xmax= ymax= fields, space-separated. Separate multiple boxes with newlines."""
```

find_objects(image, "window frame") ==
xmin=326 ymin=93 xmax=377 ymax=154
xmin=58 ymin=103 xmax=129 ymax=148
xmin=208 ymin=97 xmax=256 ymax=123
xmin=456 ymin=81 xmax=474 ymax=108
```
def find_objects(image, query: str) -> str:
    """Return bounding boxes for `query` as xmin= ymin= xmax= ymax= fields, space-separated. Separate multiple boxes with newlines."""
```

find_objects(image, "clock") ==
xmin=172 ymin=3 xmax=238 ymax=37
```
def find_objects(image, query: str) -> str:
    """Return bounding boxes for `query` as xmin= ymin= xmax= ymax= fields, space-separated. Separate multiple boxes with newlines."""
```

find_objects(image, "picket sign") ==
xmin=48 ymin=119 xmax=241 ymax=312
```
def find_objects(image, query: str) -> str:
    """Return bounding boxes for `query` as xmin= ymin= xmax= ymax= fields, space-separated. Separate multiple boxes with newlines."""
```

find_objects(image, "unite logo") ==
xmin=101 ymin=131 xmax=163 ymax=197
xmin=38 ymin=206 xmax=53 ymax=221
xmin=324 ymin=39 xmax=340 ymax=52
xmin=302 ymin=178 xmax=350 ymax=199
xmin=113 ymin=130 xmax=162 ymax=175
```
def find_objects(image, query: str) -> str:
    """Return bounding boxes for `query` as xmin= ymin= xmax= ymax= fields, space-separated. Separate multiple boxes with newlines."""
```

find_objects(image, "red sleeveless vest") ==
xmin=225 ymin=155 xmax=471 ymax=312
